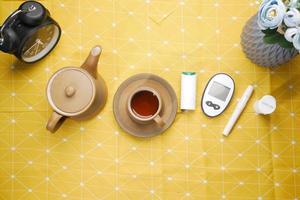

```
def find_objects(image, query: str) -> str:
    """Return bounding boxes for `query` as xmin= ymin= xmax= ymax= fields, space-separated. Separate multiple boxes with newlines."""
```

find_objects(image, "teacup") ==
xmin=127 ymin=87 xmax=165 ymax=127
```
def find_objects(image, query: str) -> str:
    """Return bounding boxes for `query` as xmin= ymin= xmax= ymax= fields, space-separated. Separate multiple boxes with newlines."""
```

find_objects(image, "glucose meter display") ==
xmin=208 ymin=81 xmax=231 ymax=101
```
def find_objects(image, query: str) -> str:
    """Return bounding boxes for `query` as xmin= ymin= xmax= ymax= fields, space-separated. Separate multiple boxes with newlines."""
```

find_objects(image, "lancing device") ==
xmin=223 ymin=85 xmax=254 ymax=136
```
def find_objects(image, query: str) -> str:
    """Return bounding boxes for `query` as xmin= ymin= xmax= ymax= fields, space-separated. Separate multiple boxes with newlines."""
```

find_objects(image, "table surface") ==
xmin=0 ymin=0 xmax=299 ymax=199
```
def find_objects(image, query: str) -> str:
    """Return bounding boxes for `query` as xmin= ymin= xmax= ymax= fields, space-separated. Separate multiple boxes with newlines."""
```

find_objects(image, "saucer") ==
xmin=113 ymin=73 xmax=178 ymax=137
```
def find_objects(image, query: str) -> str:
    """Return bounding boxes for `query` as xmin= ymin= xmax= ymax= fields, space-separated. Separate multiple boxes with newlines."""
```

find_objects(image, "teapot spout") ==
xmin=81 ymin=45 xmax=102 ymax=78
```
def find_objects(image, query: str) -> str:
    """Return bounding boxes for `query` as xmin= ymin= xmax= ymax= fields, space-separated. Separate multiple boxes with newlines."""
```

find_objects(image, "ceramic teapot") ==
xmin=46 ymin=46 xmax=107 ymax=133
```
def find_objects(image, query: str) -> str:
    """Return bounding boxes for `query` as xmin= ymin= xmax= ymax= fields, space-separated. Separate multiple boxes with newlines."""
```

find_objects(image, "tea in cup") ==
xmin=128 ymin=87 xmax=165 ymax=127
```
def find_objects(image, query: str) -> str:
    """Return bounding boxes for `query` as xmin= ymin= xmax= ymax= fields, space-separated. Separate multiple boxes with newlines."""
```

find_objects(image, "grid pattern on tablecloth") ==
xmin=0 ymin=0 xmax=299 ymax=199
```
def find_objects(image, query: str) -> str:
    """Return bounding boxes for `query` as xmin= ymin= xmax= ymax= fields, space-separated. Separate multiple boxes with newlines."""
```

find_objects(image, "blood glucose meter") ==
xmin=201 ymin=73 xmax=235 ymax=117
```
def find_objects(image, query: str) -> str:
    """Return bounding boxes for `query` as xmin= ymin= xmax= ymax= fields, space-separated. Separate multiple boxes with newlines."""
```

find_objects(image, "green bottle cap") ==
xmin=182 ymin=72 xmax=196 ymax=75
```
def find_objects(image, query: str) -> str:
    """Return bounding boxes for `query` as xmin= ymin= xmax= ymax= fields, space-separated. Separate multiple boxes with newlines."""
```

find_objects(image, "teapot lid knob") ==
xmin=65 ymin=86 xmax=76 ymax=97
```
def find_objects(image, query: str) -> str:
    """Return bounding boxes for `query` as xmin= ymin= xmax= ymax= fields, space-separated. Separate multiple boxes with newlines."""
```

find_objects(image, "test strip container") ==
xmin=180 ymin=72 xmax=197 ymax=111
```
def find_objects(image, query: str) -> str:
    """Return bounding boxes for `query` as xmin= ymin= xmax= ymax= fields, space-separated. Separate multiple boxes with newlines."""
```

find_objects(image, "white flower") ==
xmin=284 ymin=8 xmax=300 ymax=27
xmin=292 ymin=32 xmax=300 ymax=50
xmin=285 ymin=27 xmax=298 ymax=42
xmin=284 ymin=27 xmax=300 ymax=50
xmin=257 ymin=0 xmax=286 ymax=30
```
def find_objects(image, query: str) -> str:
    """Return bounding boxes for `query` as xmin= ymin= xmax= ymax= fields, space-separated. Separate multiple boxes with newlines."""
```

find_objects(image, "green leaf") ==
xmin=262 ymin=29 xmax=277 ymax=35
xmin=263 ymin=33 xmax=281 ymax=44
xmin=278 ymin=36 xmax=294 ymax=49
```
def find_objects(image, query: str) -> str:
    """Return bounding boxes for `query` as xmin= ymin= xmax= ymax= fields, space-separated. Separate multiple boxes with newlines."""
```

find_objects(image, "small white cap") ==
xmin=91 ymin=46 xmax=102 ymax=56
xmin=254 ymin=95 xmax=276 ymax=115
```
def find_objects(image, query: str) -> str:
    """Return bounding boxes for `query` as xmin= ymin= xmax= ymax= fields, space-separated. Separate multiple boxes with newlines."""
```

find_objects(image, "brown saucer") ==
xmin=113 ymin=73 xmax=178 ymax=137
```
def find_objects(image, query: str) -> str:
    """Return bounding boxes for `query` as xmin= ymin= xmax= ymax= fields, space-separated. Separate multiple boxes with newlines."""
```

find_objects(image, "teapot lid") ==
xmin=47 ymin=67 xmax=95 ymax=116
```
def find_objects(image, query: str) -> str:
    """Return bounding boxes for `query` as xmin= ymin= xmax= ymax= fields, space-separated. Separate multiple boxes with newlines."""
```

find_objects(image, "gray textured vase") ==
xmin=241 ymin=14 xmax=298 ymax=67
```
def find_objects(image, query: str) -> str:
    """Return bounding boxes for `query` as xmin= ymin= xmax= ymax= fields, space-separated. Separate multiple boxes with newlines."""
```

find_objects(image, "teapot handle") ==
xmin=46 ymin=112 xmax=65 ymax=133
xmin=81 ymin=45 xmax=102 ymax=78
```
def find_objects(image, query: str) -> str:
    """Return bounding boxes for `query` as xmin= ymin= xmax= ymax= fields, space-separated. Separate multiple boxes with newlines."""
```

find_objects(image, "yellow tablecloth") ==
xmin=0 ymin=0 xmax=299 ymax=199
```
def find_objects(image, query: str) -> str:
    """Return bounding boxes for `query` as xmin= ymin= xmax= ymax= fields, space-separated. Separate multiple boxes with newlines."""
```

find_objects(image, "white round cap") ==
xmin=254 ymin=95 xmax=276 ymax=115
